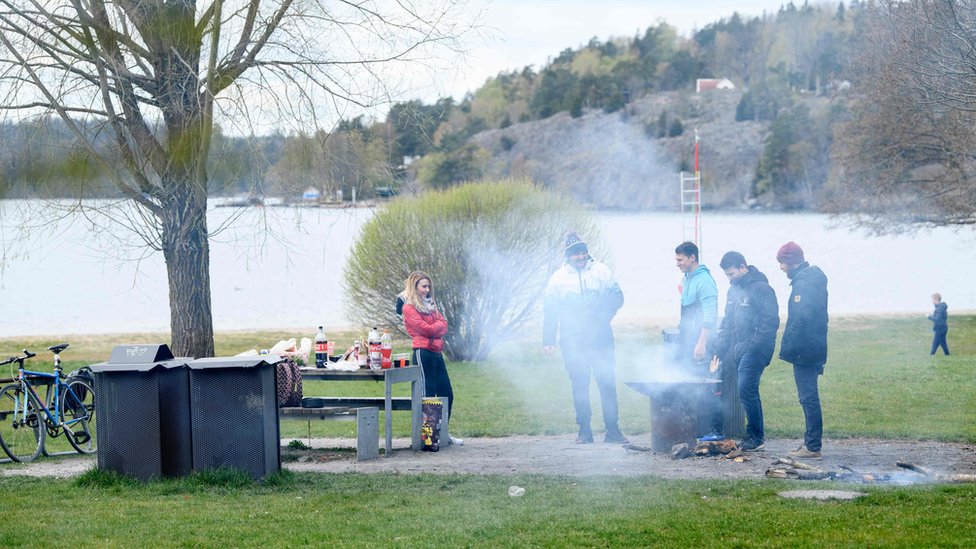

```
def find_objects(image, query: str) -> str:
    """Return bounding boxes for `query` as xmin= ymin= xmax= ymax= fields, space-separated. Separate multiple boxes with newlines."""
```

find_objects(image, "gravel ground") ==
xmin=6 ymin=436 xmax=973 ymax=483
xmin=284 ymin=435 xmax=976 ymax=481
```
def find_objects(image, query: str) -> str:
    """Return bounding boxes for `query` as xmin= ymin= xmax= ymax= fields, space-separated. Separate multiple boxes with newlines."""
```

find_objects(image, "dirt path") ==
xmin=6 ymin=436 xmax=974 ymax=482
xmin=285 ymin=435 xmax=976 ymax=481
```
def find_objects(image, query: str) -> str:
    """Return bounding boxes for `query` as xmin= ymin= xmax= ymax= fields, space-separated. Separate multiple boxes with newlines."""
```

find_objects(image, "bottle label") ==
xmin=315 ymin=342 xmax=328 ymax=353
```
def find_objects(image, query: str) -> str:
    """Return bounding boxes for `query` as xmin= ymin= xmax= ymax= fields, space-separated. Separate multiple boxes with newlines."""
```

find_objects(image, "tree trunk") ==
xmin=162 ymin=176 xmax=215 ymax=358
xmin=156 ymin=9 xmax=214 ymax=359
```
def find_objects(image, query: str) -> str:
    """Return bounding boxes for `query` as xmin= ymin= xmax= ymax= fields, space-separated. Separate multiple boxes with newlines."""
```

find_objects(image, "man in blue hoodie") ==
xmin=674 ymin=241 xmax=722 ymax=440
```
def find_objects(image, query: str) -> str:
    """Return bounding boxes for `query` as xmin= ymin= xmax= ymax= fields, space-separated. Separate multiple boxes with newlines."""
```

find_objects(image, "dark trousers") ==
xmin=736 ymin=351 xmax=767 ymax=442
xmin=931 ymin=330 xmax=949 ymax=355
xmin=792 ymin=362 xmax=824 ymax=452
xmin=563 ymin=346 xmax=619 ymax=432
xmin=413 ymin=348 xmax=455 ymax=419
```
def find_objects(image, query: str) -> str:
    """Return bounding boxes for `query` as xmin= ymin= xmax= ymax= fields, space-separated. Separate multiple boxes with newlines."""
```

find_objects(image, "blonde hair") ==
xmin=403 ymin=271 xmax=433 ymax=309
xmin=932 ymin=292 xmax=942 ymax=302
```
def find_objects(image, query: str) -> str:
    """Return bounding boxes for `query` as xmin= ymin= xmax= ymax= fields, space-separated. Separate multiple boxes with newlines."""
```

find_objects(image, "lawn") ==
xmin=2 ymin=315 xmax=974 ymax=442
xmin=1 ymin=315 xmax=974 ymax=547
xmin=1 ymin=470 xmax=975 ymax=548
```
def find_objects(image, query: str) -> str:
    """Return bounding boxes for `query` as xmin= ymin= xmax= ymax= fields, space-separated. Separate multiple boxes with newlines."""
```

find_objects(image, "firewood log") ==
xmin=794 ymin=470 xmax=832 ymax=480
xmin=896 ymin=462 xmax=937 ymax=477
xmin=773 ymin=457 xmax=821 ymax=471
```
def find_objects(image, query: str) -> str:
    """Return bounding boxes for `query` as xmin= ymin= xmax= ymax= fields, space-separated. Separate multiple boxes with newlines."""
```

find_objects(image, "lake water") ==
xmin=1 ymin=201 xmax=973 ymax=337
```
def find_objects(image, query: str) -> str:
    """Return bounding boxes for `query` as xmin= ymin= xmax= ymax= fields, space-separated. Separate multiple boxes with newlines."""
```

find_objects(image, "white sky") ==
xmin=420 ymin=0 xmax=802 ymax=103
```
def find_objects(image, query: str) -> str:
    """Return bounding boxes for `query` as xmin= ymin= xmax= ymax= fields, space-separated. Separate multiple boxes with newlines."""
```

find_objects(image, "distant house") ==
xmin=302 ymin=187 xmax=320 ymax=201
xmin=695 ymin=78 xmax=736 ymax=93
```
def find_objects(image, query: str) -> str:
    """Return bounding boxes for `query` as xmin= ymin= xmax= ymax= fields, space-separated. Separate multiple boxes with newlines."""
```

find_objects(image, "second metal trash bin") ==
xmin=90 ymin=344 xmax=192 ymax=481
xmin=188 ymin=356 xmax=281 ymax=480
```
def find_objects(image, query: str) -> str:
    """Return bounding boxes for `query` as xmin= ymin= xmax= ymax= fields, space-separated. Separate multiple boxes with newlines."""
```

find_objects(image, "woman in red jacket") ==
xmin=400 ymin=271 xmax=460 ymax=444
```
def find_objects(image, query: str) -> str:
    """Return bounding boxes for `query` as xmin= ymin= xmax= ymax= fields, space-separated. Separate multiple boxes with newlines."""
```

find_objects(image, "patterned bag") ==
xmin=421 ymin=398 xmax=443 ymax=452
xmin=275 ymin=357 xmax=303 ymax=407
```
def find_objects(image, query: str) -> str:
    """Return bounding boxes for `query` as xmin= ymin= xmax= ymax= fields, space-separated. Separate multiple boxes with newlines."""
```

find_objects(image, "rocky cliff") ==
xmin=469 ymin=89 xmax=766 ymax=210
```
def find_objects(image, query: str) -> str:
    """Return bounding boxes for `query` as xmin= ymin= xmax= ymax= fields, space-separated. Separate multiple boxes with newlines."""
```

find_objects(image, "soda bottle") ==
xmin=368 ymin=326 xmax=381 ymax=370
xmin=380 ymin=329 xmax=393 ymax=369
xmin=314 ymin=326 xmax=328 ymax=368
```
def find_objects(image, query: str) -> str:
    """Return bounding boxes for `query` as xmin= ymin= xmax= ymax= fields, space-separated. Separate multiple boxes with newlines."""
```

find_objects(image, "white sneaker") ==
xmin=449 ymin=436 xmax=464 ymax=446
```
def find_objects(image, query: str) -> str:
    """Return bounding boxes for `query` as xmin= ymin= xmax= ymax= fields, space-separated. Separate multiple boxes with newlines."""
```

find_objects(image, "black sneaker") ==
xmin=575 ymin=429 xmax=594 ymax=444
xmin=739 ymin=438 xmax=765 ymax=452
xmin=604 ymin=429 xmax=630 ymax=444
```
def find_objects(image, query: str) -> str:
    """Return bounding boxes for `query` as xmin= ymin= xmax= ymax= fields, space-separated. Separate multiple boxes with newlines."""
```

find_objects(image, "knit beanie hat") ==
xmin=564 ymin=232 xmax=588 ymax=257
xmin=776 ymin=241 xmax=805 ymax=265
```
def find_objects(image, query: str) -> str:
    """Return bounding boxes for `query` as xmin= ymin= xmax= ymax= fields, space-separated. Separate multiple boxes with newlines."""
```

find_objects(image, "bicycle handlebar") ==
xmin=0 ymin=349 xmax=36 ymax=366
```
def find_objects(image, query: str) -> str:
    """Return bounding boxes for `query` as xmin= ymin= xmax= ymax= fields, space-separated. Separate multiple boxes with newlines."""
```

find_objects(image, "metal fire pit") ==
xmin=627 ymin=379 xmax=721 ymax=453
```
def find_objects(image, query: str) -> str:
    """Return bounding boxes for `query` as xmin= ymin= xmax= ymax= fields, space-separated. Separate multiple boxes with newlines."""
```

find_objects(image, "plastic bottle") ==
xmin=380 ymin=330 xmax=393 ymax=369
xmin=355 ymin=339 xmax=367 ymax=368
xmin=314 ymin=326 xmax=328 ymax=368
xmin=368 ymin=326 xmax=381 ymax=370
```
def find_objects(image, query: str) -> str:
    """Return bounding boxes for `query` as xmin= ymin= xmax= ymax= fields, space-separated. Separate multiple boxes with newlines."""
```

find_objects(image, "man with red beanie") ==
xmin=776 ymin=241 xmax=828 ymax=459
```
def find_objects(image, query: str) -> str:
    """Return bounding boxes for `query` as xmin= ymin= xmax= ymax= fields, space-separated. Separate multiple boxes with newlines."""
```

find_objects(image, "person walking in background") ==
xmin=543 ymin=232 xmax=629 ymax=444
xmin=713 ymin=251 xmax=779 ymax=452
xmin=928 ymin=293 xmax=950 ymax=356
xmin=400 ymin=270 xmax=462 ymax=445
xmin=776 ymin=241 xmax=828 ymax=460
xmin=674 ymin=241 xmax=723 ymax=441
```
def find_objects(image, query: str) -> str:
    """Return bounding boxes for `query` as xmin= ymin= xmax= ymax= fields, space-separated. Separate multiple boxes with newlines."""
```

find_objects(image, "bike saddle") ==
xmin=47 ymin=343 xmax=70 ymax=354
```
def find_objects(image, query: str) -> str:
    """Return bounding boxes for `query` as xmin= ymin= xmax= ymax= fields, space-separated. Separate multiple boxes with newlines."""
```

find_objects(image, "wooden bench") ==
xmin=301 ymin=396 xmax=413 ymax=411
xmin=278 ymin=406 xmax=379 ymax=461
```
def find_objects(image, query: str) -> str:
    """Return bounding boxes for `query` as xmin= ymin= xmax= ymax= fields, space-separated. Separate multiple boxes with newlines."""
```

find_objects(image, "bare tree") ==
xmin=829 ymin=0 xmax=976 ymax=232
xmin=0 ymin=0 xmax=475 ymax=356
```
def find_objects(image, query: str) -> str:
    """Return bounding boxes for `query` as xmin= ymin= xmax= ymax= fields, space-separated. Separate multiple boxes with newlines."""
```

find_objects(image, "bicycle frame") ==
xmin=17 ymin=368 xmax=89 ymax=433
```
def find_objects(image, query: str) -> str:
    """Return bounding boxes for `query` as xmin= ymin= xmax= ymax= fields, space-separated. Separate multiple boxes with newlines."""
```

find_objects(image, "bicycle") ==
xmin=0 ymin=344 xmax=96 ymax=462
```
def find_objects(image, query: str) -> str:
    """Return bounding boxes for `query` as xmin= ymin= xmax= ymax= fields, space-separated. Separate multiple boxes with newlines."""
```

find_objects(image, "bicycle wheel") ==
xmin=61 ymin=379 xmax=96 ymax=454
xmin=0 ymin=383 xmax=45 ymax=462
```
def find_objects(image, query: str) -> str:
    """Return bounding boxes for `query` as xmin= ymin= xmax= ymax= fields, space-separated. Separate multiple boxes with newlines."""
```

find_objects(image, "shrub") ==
xmin=668 ymin=118 xmax=684 ymax=137
xmin=343 ymin=179 xmax=600 ymax=361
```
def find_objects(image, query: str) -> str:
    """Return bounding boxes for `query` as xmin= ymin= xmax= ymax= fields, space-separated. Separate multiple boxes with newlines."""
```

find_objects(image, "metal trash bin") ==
xmin=660 ymin=327 xmax=745 ymax=440
xmin=627 ymin=380 xmax=716 ymax=452
xmin=90 ymin=344 xmax=192 ymax=480
xmin=187 ymin=356 xmax=281 ymax=480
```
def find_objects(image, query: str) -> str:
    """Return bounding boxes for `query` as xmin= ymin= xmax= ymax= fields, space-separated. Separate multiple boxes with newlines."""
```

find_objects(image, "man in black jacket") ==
xmin=776 ymin=241 xmax=828 ymax=460
xmin=714 ymin=251 xmax=779 ymax=452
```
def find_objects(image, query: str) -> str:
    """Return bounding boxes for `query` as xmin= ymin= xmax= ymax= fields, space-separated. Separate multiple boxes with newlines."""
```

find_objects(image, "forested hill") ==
xmin=1 ymin=1 xmax=858 ymax=211
xmin=411 ymin=0 xmax=855 ymax=210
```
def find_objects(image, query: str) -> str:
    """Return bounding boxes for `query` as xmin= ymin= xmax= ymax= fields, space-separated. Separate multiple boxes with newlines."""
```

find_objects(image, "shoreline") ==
xmin=3 ymin=310 xmax=972 ymax=341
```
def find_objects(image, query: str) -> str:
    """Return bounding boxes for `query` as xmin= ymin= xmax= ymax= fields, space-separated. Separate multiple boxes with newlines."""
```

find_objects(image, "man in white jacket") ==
xmin=543 ymin=232 xmax=628 ymax=444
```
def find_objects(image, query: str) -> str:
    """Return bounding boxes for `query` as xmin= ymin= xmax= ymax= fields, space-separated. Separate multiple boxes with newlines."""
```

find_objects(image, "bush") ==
xmin=343 ymin=179 xmax=600 ymax=361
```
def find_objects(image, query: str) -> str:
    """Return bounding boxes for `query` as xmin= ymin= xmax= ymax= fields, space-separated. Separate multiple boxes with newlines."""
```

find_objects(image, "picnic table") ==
xmin=290 ymin=365 xmax=424 ymax=455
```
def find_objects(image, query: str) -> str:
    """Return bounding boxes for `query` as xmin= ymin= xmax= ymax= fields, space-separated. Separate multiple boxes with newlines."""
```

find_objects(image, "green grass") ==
xmin=1 ymin=316 xmax=975 ymax=546
xmin=277 ymin=315 xmax=976 ymax=442
xmin=3 ymin=316 xmax=975 ymax=442
xmin=1 ymin=471 xmax=975 ymax=548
